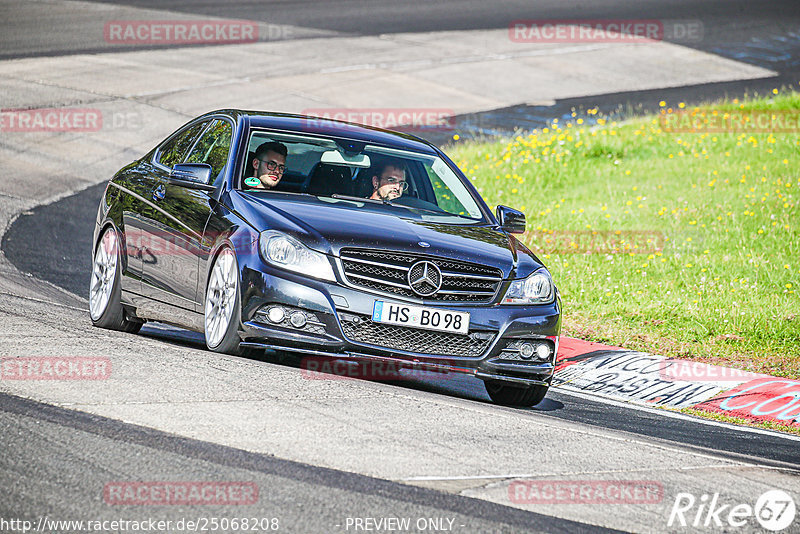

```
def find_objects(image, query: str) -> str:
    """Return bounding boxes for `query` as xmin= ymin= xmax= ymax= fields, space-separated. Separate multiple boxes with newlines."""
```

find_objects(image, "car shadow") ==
xmin=139 ymin=323 xmax=207 ymax=349
xmin=137 ymin=322 xmax=564 ymax=410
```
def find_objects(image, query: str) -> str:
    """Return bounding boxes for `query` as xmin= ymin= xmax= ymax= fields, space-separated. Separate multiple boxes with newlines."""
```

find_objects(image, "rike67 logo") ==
xmin=668 ymin=490 xmax=796 ymax=531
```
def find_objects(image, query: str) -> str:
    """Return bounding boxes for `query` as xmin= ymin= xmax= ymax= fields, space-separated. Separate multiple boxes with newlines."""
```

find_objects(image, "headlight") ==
xmin=259 ymin=230 xmax=336 ymax=282
xmin=502 ymin=268 xmax=555 ymax=304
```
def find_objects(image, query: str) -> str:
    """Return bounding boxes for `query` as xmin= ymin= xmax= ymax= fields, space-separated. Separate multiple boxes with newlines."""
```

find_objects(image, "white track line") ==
xmin=554 ymin=385 xmax=800 ymax=443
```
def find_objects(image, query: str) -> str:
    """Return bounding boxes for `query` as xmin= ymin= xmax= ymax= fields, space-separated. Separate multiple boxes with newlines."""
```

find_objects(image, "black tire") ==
xmin=204 ymin=247 xmax=242 ymax=356
xmin=89 ymin=227 xmax=143 ymax=334
xmin=485 ymin=380 xmax=548 ymax=407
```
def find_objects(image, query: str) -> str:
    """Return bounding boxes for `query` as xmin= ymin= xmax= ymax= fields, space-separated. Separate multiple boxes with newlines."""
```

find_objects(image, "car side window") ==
xmin=157 ymin=120 xmax=209 ymax=168
xmin=185 ymin=119 xmax=233 ymax=182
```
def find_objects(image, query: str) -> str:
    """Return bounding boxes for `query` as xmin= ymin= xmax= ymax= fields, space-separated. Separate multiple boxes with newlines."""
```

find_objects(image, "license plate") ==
xmin=372 ymin=301 xmax=469 ymax=335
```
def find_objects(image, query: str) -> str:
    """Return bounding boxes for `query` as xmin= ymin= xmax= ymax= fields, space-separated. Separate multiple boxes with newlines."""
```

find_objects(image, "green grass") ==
xmin=677 ymin=407 xmax=800 ymax=436
xmin=448 ymin=89 xmax=800 ymax=378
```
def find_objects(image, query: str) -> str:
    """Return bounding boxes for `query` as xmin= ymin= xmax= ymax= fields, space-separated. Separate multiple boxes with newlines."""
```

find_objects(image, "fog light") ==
xmin=519 ymin=342 xmax=535 ymax=359
xmin=536 ymin=342 xmax=552 ymax=360
xmin=289 ymin=311 xmax=307 ymax=328
xmin=267 ymin=306 xmax=285 ymax=323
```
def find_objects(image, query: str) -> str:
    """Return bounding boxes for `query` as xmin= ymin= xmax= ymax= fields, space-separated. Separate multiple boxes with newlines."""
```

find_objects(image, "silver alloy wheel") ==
xmin=205 ymin=249 xmax=238 ymax=348
xmin=89 ymin=229 xmax=118 ymax=321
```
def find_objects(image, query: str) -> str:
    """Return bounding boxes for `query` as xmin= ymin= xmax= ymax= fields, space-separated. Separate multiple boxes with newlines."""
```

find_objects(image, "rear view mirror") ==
xmin=496 ymin=205 xmax=526 ymax=234
xmin=320 ymin=150 xmax=371 ymax=168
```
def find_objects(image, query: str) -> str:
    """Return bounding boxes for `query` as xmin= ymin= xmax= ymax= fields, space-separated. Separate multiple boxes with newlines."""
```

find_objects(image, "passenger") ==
xmin=245 ymin=141 xmax=287 ymax=190
xmin=368 ymin=161 xmax=407 ymax=201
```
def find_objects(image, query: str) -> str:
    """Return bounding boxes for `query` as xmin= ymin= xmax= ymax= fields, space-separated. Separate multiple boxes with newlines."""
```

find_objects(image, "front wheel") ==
xmin=89 ymin=227 xmax=142 ymax=333
xmin=204 ymin=247 xmax=242 ymax=355
xmin=485 ymin=380 xmax=548 ymax=407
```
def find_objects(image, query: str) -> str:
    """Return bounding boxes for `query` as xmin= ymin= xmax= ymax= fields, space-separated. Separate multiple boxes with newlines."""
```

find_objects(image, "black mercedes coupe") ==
xmin=90 ymin=110 xmax=561 ymax=406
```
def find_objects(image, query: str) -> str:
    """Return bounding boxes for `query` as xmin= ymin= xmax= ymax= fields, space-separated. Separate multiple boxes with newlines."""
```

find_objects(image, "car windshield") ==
xmin=242 ymin=130 xmax=486 ymax=222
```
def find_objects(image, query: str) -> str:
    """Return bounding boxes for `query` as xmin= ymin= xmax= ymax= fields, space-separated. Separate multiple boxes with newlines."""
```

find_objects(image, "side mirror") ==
xmin=169 ymin=163 xmax=215 ymax=191
xmin=496 ymin=205 xmax=526 ymax=234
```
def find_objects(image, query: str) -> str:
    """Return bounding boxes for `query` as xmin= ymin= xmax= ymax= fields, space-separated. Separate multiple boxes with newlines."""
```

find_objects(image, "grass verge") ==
xmin=448 ymin=89 xmax=799 ymax=378
xmin=677 ymin=407 xmax=800 ymax=437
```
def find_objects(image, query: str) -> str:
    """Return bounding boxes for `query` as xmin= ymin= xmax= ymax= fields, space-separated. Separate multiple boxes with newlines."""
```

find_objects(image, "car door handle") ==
xmin=152 ymin=184 xmax=166 ymax=201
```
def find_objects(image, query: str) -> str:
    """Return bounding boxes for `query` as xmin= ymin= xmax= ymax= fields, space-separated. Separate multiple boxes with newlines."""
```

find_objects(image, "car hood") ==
xmin=232 ymin=192 xmax=543 ymax=279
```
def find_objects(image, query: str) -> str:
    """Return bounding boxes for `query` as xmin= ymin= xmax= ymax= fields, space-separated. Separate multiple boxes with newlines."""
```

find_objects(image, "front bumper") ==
xmin=237 ymin=263 xmax=561 ymax=386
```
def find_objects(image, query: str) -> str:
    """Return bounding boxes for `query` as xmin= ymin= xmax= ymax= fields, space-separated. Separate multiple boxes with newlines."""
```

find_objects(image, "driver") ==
xmin=245 ymin=141 xmax=288 ymax=190
xmin=369 ymin=161 xmax=407 ymax=201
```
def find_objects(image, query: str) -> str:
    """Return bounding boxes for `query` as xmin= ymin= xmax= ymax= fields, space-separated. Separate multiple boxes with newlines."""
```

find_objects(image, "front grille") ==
xmin=339 ymin=249 xmax=502 ymax=302
xmin=340 ymin=313 xmax=494 ymax=358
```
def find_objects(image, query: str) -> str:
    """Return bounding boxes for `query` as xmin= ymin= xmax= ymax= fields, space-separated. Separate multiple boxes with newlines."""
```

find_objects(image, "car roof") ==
xmin=206 ymin=109 xmax=440 ymax=155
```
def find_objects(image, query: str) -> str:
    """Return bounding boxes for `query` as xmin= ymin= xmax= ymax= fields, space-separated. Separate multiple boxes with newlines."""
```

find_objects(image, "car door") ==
xmin=113 ymin=160 xmax=155 ymax=297
xmin=141 ymin=118 xmax=234 ymax=312
xmin=137 ymin=118 xmax=209 ymax=307
xmin=118 ymin=119 xmax=208 ymax=301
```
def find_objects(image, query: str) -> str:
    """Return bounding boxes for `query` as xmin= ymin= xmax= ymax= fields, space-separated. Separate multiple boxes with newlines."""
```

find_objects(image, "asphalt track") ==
xmin=3 ymin=0 xmax=800 ymax=143
xmin=4 ymin=183 xmax=799 ymax=469
xmin=1 ymin=392 xmax=608 ymax=534
xmin=7 ymin=0 xmax=800 ymax=61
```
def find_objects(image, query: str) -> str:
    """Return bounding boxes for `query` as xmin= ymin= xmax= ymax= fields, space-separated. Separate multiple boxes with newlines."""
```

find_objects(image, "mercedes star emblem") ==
xmin=407 ymin=260 xmax=442 ymax=297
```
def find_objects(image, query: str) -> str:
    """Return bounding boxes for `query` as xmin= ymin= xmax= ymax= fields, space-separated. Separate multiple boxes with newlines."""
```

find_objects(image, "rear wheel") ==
xmin=89 ymin=227 xmax=142 ymax=333
xmin=204 ymin=247 xmax=242 ymax=355
xmin=485 ymin=380 xmax=548 ymax=407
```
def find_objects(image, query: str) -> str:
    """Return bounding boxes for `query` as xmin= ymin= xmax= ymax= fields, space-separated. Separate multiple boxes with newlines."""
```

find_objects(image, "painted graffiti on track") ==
xmin=554 ymin=349 xmax=755 ymax=408
xmin=694 ymin=378 xmax=800 ymax=427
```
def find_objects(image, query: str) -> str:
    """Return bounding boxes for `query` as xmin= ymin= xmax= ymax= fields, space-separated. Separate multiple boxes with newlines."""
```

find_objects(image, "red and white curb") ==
xmin=555 ymin=338 xmax=800 ymax=428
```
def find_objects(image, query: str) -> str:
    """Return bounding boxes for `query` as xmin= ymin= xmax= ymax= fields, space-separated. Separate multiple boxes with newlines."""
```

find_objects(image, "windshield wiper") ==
xmin=330 ymin=194 xmax=390 ymax=205
xmin=328 ymin=194 xmax=466 ymax=218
